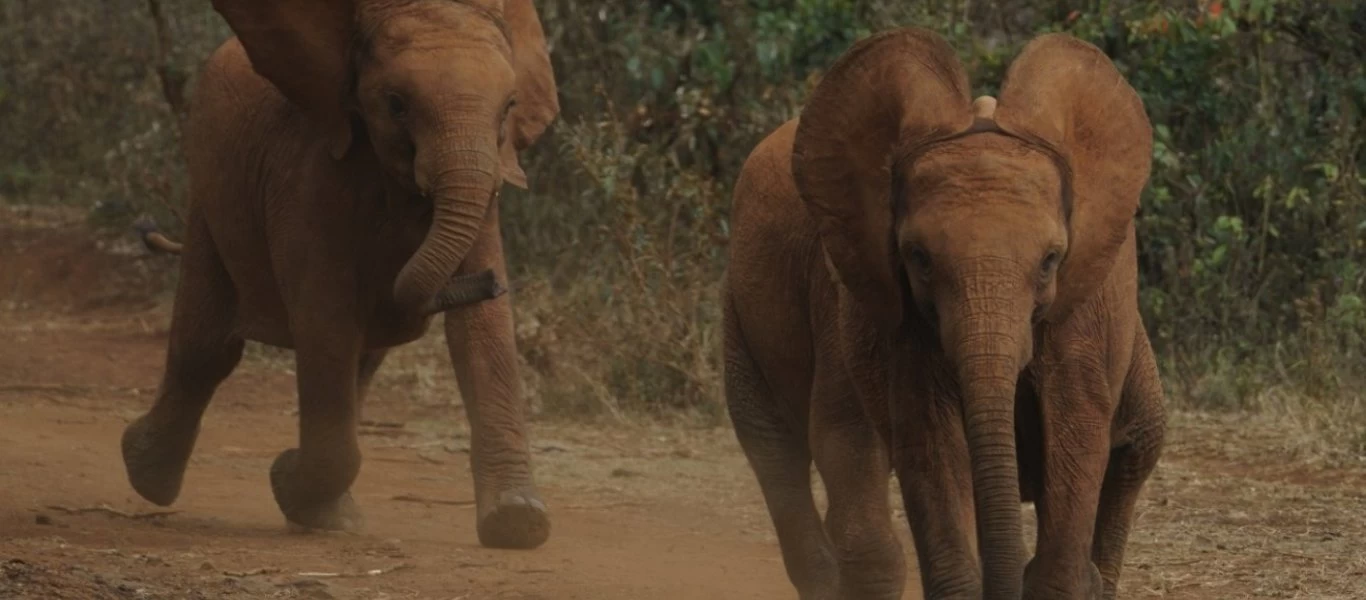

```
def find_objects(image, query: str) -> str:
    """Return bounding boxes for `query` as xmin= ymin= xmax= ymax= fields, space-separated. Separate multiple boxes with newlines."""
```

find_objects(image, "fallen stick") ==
xmin=1 ymin=383 xmax=143 ymax=397
xmin=224 ymin=567 xmax=281 ymax=577
xmin=415 ymin=453 xmax=447 ymax=465
xmin=295 ymin=563 xmax=413 ymax=578
xmin=560 ymin=501 xmax=643 ymax=511
xmin=390 ymin=494 xmax=475 ymax=507
xmin=45 ymin=504 xmax=179 ymax=520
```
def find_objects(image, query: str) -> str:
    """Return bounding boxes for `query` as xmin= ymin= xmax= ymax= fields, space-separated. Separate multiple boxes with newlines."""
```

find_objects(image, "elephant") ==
xmin=723 ymin=28 xmax=1167 ymax=599
xmin=119 ymin=0 xmax=560 ymax=550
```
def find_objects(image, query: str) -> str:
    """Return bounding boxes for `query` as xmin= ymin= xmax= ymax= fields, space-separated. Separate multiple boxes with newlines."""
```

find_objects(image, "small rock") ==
xmin=199 ymin=561 xmax=216 ymax=572
xmin=278 ymin=578 xmax=334 ymax=599
xmin=136 ymin=554 xmax=167 ymax=567
xmin=279 ymin=577 xmax=329 ymax=590
xmin=610 ymin=468 xmax=641 ymax=478
xmin=534 ymin=440 xmax=572 ymax=453
xmin=34 ymin=514 xmax=52 ymax=526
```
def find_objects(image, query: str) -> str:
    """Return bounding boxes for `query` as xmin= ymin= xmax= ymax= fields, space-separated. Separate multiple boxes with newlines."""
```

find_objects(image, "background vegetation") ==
xmin=2 ymin=1 xmax=1363 ymax=447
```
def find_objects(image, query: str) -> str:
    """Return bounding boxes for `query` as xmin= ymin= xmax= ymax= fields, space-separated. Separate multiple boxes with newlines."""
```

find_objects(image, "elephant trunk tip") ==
xmin=419 ymin=269 xmax=508 ymax=315
xmin=394 ymin=268 xmax=509 ymax=316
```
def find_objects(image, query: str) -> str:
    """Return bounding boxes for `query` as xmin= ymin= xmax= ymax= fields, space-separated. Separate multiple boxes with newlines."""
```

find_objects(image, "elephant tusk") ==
xmin=419 ymin=269 xmax=507 ymax=315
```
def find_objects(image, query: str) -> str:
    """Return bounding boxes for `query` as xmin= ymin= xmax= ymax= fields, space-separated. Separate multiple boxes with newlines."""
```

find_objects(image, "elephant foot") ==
xmin=281 ymin=492 xmax=366 ymax=533
xmin=1087 ymin=562 xmax=1105 ymax=600
xmin=476 ymin=488 xmax=550 ymax=549
xmin=120 ymin=415 xmax=194 ymax=506
xmin=836 ymin=579 xmax=902 ymax=600
xmin=795 ymin=577 xmax=839 ymax=600
xmin=270 ymin=449 xmax=366 ymax=533
xmin=1023 ymin=555 xmax=1104 ymax=600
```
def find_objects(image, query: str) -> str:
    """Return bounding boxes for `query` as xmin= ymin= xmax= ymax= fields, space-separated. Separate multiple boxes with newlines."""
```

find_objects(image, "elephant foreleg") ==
xmin=356 ymin=349 xmax=389 ymax=420
xmin=269 ymin=289 xmax=366 ymax=533
xmin=809 ymin=366 xmax=905 ymax=600
xmin=1092 ymin=332 xmax=1166 ymax=600
xmin=892 ymin=363 xmax=982 ymax=599
xmin=443 ymin=196 xmax=549 ymax=550
xmin=1026 ymin=358 xmax=1113 ymax=600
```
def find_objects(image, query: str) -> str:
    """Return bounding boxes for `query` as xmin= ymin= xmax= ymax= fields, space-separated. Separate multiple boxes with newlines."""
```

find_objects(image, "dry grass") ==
xmin=1110 ymin=412 xmax=1366 ymax=599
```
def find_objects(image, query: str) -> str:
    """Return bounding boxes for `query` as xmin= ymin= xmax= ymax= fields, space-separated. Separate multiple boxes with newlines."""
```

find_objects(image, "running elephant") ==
xmin=121 ymin=0 xmax=559 ymax=550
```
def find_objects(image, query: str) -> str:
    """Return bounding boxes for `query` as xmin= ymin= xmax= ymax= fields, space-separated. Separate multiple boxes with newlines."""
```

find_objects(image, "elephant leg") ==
xmin=732 ymin=396 xmax=835 ymax=598
xmin=443 ymin=197 xmax=547 ymax=550
xmin=809 ymin=368 xmax=904 ymax=600
xmin=355 ymin=349 xmax=389 ymax=420
xmin=893 ymin=387 xmax=982 ymax=600
xmin=1091 ymin=333 xmax=1165 ymax=600
xmin=738 ymin=425 xmax=836 ymax=600
xmin=1025 ymin=365 xmax=1113 ymax=600
xmin=122 ymin=216 xmax=244 ymax=506
xmin=269 ymin=320 xmax=365 ymax=533
xmin=726 ymin=323 xmax=836 ymax=598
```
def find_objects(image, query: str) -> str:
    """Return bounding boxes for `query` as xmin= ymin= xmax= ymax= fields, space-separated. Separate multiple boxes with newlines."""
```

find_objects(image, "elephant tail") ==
xmin=132 ymin=216 xmax=184 ymax=255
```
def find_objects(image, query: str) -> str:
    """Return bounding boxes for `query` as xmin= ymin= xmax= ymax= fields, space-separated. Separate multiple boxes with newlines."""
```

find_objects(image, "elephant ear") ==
xmin=499 ymin=0 xmax=560 ymax=189
xmin=211 ymin=0 xmax=357 ymax=159
xmin=994 ymin=33 xmax=1153 ymax=316
xmin=792 ymin=27 xmax=973 ymax=328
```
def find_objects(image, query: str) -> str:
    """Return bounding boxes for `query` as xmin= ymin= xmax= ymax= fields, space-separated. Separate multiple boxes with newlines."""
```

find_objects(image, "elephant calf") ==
xmin=119 ymin=0 xmax=560 ymax=550
xmin=723 ymin=28 xmax=1167 ymax=600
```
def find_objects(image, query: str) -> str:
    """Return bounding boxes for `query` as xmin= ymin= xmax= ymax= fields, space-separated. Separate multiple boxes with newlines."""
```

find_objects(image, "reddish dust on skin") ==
xmin=4 ymin=207 xmax=1366 ymax=599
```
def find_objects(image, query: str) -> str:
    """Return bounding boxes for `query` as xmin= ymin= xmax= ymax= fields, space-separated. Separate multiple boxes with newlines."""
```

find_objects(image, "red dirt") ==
xmin=3 ymin=205 xmax=1364 ymax=599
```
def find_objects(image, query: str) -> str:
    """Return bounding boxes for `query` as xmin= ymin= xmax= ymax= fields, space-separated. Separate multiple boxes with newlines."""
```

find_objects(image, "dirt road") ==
xmin=3 ymin=206 xmax=1365 ymax=599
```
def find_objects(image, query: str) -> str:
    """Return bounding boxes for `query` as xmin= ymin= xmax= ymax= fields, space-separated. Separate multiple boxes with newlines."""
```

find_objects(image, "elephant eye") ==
xmin=386 ymin=92 xmax=408 ymax=120
xmin=498 ymin=99 xmax=516 ymax=145
xmin=908 ymin=247 xmax=932 ymax=277
xmin=1039 ymin=249 xmax=1061 ymax=276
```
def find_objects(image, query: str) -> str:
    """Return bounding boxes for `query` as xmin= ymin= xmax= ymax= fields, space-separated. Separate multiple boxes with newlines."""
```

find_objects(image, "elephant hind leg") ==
xmin=725 ymin=300 xmax=837 ymax=599
xmin=1092 ymin=330 xmax=1167 ymax=599
xmin=731 ymin=401 xmax=836 ymax=600
xmin=122 ymin=216 xmax=244 ymax=506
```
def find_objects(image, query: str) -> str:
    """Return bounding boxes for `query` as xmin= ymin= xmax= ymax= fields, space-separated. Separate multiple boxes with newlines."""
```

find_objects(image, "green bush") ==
xmin=2 ymin=0 xmax=1363 ymax=443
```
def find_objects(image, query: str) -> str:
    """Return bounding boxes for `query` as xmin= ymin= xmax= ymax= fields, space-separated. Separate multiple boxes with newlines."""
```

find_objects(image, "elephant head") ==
xmin=211 ymin=0 xmax=558 ymax=313
xmin=792 ymin=29 xmax=1151 ymax=597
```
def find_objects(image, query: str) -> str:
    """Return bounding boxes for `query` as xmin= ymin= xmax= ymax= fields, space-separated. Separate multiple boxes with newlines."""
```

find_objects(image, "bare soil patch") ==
xmin=2 ymin=208 xmax=1363 ymax=599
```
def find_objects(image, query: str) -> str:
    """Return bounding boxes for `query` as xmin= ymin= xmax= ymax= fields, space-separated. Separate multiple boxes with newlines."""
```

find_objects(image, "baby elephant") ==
xmin=120 ymin=0 xmax=560 ymax=550
xmin=724 ymin=28 xmax=1166 ymax=600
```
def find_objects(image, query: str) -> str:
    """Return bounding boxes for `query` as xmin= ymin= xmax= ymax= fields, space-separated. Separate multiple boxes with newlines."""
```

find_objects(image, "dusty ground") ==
xmin=3 ymin=204 xmax=1365 ymax=599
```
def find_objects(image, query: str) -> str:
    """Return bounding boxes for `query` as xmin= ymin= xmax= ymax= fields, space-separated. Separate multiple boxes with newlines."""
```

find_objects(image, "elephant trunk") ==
xmin=393 ymin=130 xmax=500 ymax=314
xmin=944 ymin=294 xmax=1031 ymax=599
